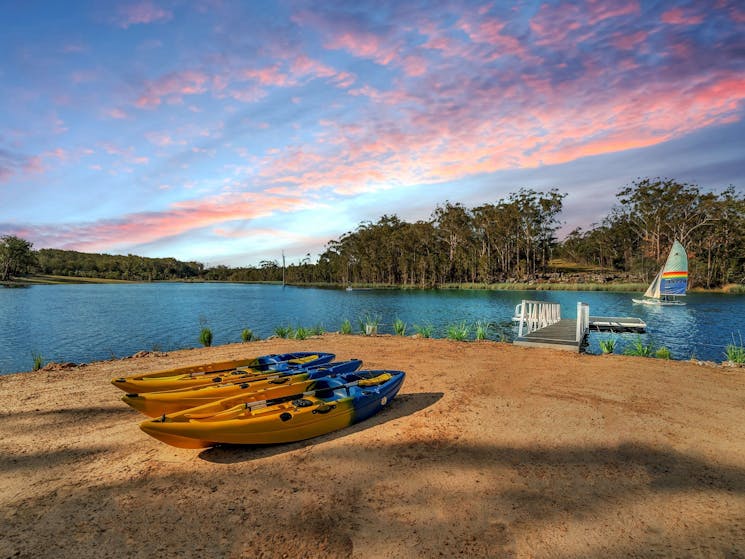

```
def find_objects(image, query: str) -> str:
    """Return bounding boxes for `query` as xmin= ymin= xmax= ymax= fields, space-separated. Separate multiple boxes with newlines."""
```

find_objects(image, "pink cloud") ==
xmin=106 ymin=107 xmax=128 ymax=119
xmin=401 ymin=55 xmax=427 ymax=77
xmin=249 ymin=64 xmax=745 ymax=200
xmin=243 ymin=66 xmax=294 ymax=87
xmin=530 ymin=1 xmax=639 ymax=45
xmin=115 ymin=1 xmax=173 ymax=29
xmin=144 ymin=131 xmax=174 ymax=146
xmin=586 ymin=0 xmax=640 ymax=24
xmin=661 ymin=8 xmax=705 ymax=25
xmin=325 ymin=29 xmax=398 ymax=66
xmin=28 ymin=192 xmax=320 ymax=253
xmin=135 ymin=70 xmax=209 ymax=108
xmin=611 ymin=30 xmax=648 ymax=51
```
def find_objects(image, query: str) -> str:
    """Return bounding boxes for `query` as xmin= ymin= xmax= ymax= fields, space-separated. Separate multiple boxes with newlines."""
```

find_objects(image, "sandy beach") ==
xmin=1 ymin=335 xmax=744 ymax=558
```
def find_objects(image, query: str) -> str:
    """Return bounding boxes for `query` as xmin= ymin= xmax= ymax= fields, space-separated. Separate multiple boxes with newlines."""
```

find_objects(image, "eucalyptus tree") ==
xmin=616 ymin=178 xmax=710 ymax=261
xmin=0 ymin=235 xmax=36 ymax=281
xmin=432 ymin=202 xmax=476 ymax=283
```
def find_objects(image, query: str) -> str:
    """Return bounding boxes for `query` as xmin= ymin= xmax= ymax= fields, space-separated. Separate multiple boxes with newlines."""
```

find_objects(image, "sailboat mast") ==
xmin=282 ymin=250 xmax=285 ymax=286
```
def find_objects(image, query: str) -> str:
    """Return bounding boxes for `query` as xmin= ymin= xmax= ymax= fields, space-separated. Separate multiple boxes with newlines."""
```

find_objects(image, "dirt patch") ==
xmin=1 ymin=335 xmax=744 ymax=558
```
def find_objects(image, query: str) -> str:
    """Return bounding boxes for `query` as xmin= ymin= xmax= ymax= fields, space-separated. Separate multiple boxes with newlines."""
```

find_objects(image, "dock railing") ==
xmin=517 ymin=300 xmax=562 ymax=337
xmin=576 ymin=301 xmax=589 ymax=342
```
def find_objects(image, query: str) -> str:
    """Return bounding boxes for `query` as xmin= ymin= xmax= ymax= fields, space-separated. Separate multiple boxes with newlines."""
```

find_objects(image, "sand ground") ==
xmin=1 ymin=335 xmax=744 ymax=558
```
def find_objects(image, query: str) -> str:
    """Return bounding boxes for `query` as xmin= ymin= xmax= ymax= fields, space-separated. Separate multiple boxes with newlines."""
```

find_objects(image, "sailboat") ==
xmin=632 ymin=240 xmax=688 ymax=306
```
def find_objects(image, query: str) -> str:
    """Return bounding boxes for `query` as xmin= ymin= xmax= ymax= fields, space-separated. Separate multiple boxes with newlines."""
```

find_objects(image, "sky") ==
xmin=1 ymin=0 xmax=744 ymax=267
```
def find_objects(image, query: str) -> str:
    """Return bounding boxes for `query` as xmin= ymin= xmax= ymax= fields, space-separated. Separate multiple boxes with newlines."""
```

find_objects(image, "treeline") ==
xmin=3 ymin=178 xmax=744 ymax=288
xmin=204 ymin=188 xmax=566 ymax=286
xmin=34 ymin=249 xmax=204 ymax=281
xmin=559 ymin=179 xmax=745 ymax=287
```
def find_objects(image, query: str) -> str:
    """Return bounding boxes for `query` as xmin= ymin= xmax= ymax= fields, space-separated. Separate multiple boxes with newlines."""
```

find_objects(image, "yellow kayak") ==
xmin=111 ymin=352 xmax=334 ymax=393
xmin=139 ymin=370 xmax=405 ymax=449
xmin=122 ymin=359 xmax=362 ymax=417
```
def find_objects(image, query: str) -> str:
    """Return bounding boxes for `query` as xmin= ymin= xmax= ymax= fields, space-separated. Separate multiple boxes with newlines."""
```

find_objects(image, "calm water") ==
xmin=1 ymin=283 xmax=743 ymax=374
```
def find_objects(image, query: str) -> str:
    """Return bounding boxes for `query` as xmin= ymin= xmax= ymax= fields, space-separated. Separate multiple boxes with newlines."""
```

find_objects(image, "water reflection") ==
xmin=1 ymin=284 xmax=743 ymax=373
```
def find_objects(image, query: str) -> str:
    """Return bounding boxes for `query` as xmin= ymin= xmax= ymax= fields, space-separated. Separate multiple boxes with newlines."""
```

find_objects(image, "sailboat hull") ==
xmin=632 ymin=298 xmax=686 ymax=306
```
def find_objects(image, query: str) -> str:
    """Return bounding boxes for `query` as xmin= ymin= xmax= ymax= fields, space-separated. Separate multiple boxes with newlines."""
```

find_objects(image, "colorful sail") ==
xmin=659 ymin=240 xmax=688 ymax=296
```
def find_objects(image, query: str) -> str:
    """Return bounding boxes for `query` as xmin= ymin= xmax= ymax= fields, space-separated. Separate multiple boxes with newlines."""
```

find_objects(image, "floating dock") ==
xmin=512 ymin=301 xmax=646 ymax=353
xmin=588 ymin=316 xmax=646 ymax=333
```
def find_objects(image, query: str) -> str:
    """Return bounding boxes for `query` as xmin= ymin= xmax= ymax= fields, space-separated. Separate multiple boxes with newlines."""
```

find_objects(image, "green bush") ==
xmin=474 ymin=320 xmax=492 ymax=340
xmin=199 ymin=327 xmax=213 ymax=347
xmin=446 ymin=322 xmax=470 ymax=341
xmin=310 ymin=323 xmax=325 ymax=336
xmin=725 ymin=333 xmax=745 ymax=363
xmin=340 ymin=319 xmax=352 ymax=335
xmin=413 ymin=323 xmax=433 ymax=338
xmin=360 ymin=313 xmax=381 ymax=336
xmin=32 ymin=352 xmax=44 ymax=371
xmin=393 ymin=318 xmax=407 ymax=336
xmin=241 ymin=328 xmax=254 ymax=342
xmin=599 ymin=337 xmax=616 ymax=354
xmin=274 ymin=325 xmax=292 ymax=339
xmin=655 ymin=347 xmax=671 ymax=360
xmin=294 ymin=326 xmax=309 ymax=340
xmin=624 ymin=337 xmax=653 ymax=357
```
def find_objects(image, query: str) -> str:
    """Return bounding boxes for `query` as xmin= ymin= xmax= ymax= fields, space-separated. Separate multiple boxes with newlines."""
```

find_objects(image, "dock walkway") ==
xmin=512 ymin=301 xmax=646 ymax=353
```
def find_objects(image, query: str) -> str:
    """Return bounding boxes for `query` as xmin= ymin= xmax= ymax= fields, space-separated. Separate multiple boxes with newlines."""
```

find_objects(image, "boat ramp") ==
xmin=512 ymin=300 xmax=646 ymax=352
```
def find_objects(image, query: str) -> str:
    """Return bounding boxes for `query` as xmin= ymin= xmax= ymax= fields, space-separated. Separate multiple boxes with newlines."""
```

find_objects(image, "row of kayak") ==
xmin=111 ymin=352 xmax=406 ymax=449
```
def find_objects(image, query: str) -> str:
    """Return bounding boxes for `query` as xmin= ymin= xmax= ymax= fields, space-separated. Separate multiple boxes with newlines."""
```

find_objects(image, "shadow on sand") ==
xmin=197 ymin=391 xmax=444 ymax=464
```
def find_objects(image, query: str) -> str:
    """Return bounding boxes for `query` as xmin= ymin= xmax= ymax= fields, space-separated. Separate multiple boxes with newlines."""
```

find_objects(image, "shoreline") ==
xmin=1 ymin=335 xmax=744 ymax=557
xmin=6 ymin=332 xmax=741 ymax=376
xmin=4 ymin=275 xmax=744 ymax=294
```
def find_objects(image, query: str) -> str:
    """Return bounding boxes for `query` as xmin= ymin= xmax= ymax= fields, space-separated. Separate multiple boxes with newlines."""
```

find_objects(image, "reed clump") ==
xmin=446 ymin=322 xmax=470 ymax=341
xmin=655 ymin=347 xmax=671 ymax=360
xmin=199 ymin=327 xmax=213 ymax=347
xmin=624 ymin=336 xmax=654 ymax=357
xmin=599 ymin=337 xmax=616 ymax=354
xmin=393 ymin=318 xmax=407 ymax=336
xmin=724 ymin=333 xmax=745 ymax=364
xmin=413 ymin=323 xmax=433 ymax=338
xmin=274 ymin=325 xmax=293 ymax=339
xmin=359 ymin=313 xmax=381 ymax=336
xmin=32 ymin=352 xmax=44 ymax=371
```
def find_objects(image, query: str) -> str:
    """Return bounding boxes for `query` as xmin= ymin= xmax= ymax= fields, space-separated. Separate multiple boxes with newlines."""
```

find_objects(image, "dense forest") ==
xmin=2 ymin=179 xmax=744 ymax=288
xmin=13 ymin=249 xmax=205 ymax=282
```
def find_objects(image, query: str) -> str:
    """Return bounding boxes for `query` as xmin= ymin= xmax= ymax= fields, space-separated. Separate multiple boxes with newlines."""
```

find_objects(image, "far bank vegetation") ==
xmin=2 ymin=179 xmax=743 ymax=290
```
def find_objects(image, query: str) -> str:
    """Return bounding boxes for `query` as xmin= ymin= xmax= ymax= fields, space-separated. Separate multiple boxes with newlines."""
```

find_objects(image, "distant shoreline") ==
xmin=4 ymin=274 xmax=744 ymax=294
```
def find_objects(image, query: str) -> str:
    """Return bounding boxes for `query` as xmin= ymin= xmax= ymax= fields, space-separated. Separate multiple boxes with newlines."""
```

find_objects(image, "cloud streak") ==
xmin=1 ymin=0 xmax=743 ymax=263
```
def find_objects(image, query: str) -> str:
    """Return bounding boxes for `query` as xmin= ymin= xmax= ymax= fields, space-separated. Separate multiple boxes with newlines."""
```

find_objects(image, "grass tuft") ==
xmin=413 ymin=323 xmax=433 ymax=338
xmin=393 ymin=318 xmax=407 ymax=336
xmin=446 ymin=321 xmax=470 ymax=341
xmin=655 ymin=347 xmax=671 ymax=360
xmin=32 ymin=352 xmax=44 ymax=371
xmin=274 ymin=325 xmax=293 ymax=339
xmin=359 ymin=312 xmax=381 ymax=336
xmin=340 ymin=319 xmax=352 ymax=335
xmin=623 ymin=336 xmax=654 ymax=357
xmin=724 ymin=333 xmax=745 ymax=364
xmin=599 ymin=337 xmax=616 ymax=355
xmin=241 ymin=328 xmax=255 ymax=342
xmin=199 ymin=327 xmax=213 ymax=347
xmin=474 ymin=320 xmax=492 ymax=340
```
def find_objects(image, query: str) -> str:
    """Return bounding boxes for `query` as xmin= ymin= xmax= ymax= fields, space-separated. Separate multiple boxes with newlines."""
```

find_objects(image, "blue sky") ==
xmin=1 ymin=0 xmax=743 ymax=266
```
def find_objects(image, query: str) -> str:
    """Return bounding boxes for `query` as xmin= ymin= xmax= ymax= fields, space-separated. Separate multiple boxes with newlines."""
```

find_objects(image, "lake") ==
xmin=1 ymin=283 xmax=743 ymax=374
